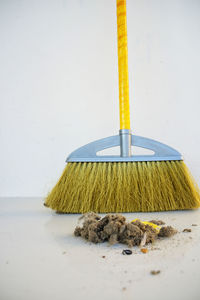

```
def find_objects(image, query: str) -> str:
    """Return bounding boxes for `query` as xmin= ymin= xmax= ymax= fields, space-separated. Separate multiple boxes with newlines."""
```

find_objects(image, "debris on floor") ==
xmin=141 ymin=248 xmax=148 ymax=254
xmin=150 ymin=270 xmax=161 ymax=275
xmin=183 ymin=228 xmax=192 ymax=232
xmin=74 ymin=212 xmax=177 ymax=247
xmin=149 ymin=220 xmax=165 ymax=225
xmin=122 ymin=249 xmax=132 ymax=255
xmin=192 ymin=224 xmax=197 ymax=226
xmin=158 ymin=226 xmax=177 ymax=237
xmin=151 ymin=247 xmax=161 ymax=251
xmin=131 ymin=218 xmax=161 ymax=233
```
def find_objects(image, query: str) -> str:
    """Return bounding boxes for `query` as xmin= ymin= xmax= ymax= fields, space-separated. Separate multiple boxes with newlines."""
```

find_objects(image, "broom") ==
xmin=45 ymin=0 xmax=200 ymax=213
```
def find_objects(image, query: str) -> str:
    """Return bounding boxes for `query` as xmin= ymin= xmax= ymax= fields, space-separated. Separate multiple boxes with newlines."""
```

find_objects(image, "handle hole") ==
xmin=131 ymin=146 xmax=155 ymax=156
xmin=97 ymin=146 xmax=120 ymax=156
xmin=97 ymin=146 xmax=155 ymax=156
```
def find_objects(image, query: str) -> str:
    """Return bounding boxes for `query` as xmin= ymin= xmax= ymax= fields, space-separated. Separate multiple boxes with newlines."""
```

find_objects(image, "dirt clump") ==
xmin=74 ymin=213 xmax=177 ymax=247
xmin=151 ymin=270 xmax=161 ymax=275
xmin=183 ymin=228 xmax=192 ymax=233
xmin=158 ymin=226 xmax=177 ymax=237
xmin=149 ymin=220 xmax=165 ymax=225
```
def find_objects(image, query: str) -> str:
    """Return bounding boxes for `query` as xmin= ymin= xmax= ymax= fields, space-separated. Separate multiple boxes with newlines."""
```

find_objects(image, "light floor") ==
xmin=0 ymin=197 xmax=200 ymax=300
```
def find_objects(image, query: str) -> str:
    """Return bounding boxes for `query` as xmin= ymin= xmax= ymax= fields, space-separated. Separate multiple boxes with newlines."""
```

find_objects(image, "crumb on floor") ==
xmin=122 ymin=249 xmax=132 ymax=255
xmin=151 ymin=270 xmax=161 ymax=275
xmin=141 ymin=248 xmax=148 ymax=254
xmin=151 ymin=247 xmax=161 ymax=251
xmin=183 ymin=228 xmax=192 ymax=232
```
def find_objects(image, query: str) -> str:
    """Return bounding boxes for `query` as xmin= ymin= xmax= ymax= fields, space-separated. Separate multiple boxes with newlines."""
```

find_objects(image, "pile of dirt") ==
xmin=74 ymin=212 xmax=177 ymax=247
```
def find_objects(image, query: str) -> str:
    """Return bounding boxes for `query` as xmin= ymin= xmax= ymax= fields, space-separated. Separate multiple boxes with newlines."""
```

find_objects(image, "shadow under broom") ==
xmin=45 ymin=0 xmax=200 ymax=213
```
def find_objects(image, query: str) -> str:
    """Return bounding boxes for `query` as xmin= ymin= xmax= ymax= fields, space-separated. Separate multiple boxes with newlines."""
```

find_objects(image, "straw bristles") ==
xmin=45 ymin=160 xmax=200 ymax=213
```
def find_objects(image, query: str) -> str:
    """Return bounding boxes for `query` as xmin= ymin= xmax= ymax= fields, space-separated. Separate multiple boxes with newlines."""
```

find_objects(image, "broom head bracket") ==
xmin=66 ymin=133 xmax=182 ymax=162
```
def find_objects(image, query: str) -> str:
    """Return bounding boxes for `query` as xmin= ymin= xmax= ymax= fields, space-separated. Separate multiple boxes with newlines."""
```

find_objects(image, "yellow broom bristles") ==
xmin=45 ymin=161 xmax=200 ymax=213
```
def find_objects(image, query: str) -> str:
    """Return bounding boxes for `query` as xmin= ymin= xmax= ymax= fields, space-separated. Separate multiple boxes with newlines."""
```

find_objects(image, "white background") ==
xmin=0 ymin=0 xmax=200 ymax=197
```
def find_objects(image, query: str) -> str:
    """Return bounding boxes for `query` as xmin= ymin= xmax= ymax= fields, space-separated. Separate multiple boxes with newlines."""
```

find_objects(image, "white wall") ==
xmin=0 ymin=0 xmax=200 ymax=197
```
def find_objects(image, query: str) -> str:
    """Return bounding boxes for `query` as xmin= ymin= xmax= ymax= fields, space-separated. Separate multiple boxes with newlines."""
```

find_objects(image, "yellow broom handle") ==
xmin=116 ymin=0 xmax=130 ymax=130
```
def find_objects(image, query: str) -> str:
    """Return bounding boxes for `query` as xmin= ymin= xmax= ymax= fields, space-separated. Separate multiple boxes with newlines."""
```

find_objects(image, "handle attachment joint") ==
xmin=119 ymin=129 xmax=131 ymax=157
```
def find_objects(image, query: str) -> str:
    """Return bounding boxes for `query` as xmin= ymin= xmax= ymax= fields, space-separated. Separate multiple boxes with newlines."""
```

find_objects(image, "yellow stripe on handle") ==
xmin=116 ymin=0 xmax=130 ymax=130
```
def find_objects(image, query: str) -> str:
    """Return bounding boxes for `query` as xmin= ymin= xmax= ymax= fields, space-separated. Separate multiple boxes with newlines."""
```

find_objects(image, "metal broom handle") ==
xmin=116 ymin=0 xmax=132 ymax=157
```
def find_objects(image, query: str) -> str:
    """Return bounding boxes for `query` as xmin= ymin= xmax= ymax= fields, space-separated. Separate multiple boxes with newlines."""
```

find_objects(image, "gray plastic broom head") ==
xmin=66 ymin=130 xmax=182 ymax=162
